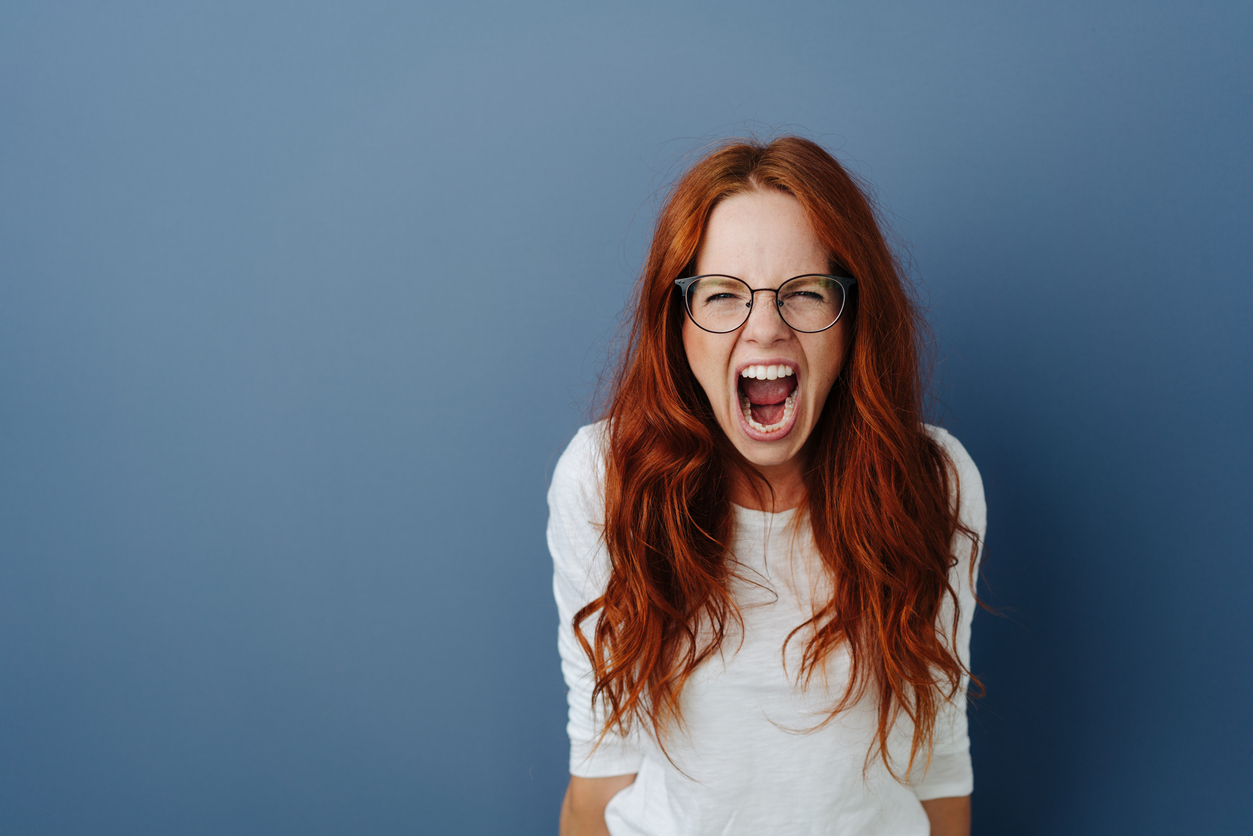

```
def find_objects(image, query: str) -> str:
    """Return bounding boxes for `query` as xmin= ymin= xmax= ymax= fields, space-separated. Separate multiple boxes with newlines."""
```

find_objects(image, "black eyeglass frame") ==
xmin=673 ymin=274 xmax=858 ymax=334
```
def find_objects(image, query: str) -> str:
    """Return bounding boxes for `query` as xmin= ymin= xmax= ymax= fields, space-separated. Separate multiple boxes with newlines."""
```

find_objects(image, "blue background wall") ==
xmin=2 ymin=2 xmax=1250 ymax=833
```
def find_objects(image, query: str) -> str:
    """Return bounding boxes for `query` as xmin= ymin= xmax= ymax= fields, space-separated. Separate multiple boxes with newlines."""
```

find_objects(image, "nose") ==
xmin=740 ymin=288 xmax=792 ymax=344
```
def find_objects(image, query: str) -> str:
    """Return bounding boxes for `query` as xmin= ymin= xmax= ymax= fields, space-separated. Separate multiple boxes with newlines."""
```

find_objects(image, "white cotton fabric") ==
xmin=549 ymin=422 xmax=986 ymax=836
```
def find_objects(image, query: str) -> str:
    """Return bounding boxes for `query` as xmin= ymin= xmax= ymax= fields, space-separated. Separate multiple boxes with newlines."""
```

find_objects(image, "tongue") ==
xmin=742 ymin=376 xmax=796 ymax=427
xmin=752 ymin=402 xmax=785 ymax=425
xmin=742 ymin=376 xmax=794 ymax=405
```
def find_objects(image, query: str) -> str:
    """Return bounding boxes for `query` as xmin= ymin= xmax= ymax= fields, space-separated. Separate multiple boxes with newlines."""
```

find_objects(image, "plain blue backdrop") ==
xmin=1 ymin=1 xmax=1250 ymax=833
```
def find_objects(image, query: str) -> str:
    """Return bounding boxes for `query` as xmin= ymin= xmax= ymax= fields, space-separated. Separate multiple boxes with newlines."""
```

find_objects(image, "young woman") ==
xmin=549 ymin=137 xmax=985 ymax=836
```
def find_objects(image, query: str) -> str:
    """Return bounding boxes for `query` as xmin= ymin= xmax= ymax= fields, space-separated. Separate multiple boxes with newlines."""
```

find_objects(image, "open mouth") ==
xmin=738 ymin=364 xmax=798 ymax=434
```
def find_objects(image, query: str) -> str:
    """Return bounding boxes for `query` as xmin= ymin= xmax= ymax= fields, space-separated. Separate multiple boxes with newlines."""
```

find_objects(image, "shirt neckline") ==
xmin=731 ymin=502 xmax=800 ymax=531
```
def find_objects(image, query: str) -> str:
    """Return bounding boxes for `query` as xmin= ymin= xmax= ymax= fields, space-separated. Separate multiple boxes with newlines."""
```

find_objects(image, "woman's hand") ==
xmin=559 ymin=774 xmax=636 ymax=836
xmin=920 ymin=795 xmax=971 ymax=836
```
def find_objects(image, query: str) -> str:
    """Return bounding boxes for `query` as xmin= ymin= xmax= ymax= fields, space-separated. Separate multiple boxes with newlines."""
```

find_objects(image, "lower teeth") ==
xmin=741 ymin=391 xmax=796 ymax=433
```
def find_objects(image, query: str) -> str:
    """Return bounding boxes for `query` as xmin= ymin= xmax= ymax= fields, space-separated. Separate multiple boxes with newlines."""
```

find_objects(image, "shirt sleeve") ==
xmin=548 ymin=423 xmax=645 ymax=778
xmin=909 ymin=426 xmax=987 ymax=800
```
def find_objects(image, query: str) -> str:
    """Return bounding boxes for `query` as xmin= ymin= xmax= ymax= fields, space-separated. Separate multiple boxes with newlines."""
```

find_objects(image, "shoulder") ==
xmin=548 ymin=422 xmax=610 ymax=551
xmin=924 ymin=424 xmax=987 ymax=538
xmin=549 ymin=420 xmax=609 ymax=507
xmin=924 ymin=424 xmax=981 ymax=491
xmin=556 ymin=420 xmax=609 ymax=473
xmin=548 ymin=422 xmax=612 ymax=601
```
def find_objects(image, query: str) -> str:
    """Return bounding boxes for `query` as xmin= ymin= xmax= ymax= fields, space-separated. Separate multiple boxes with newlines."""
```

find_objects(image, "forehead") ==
xmin=695 ymin=189 xmax=829 ymax=280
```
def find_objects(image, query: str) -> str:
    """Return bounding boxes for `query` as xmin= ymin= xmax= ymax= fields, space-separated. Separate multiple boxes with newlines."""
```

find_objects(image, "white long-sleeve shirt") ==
xmin=549 ymin=422 xmax=986 ymax=836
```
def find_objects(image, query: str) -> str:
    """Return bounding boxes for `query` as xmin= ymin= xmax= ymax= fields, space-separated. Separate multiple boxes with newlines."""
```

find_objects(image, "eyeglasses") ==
xmin=674 ymin=274 xmax=857 ymax=334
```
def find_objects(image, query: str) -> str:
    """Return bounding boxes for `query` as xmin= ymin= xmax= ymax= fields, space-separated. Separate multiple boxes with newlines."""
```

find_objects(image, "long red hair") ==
xmin=575 ymin=136 xmax=979 ymax=778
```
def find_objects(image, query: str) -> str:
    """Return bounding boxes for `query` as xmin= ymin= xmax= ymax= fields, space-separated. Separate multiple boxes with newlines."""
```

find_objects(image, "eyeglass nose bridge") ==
xmin=741 ymin=286 xmax=788 ymax=318
xmin=705 ymin=283 xmax=792 ymax=334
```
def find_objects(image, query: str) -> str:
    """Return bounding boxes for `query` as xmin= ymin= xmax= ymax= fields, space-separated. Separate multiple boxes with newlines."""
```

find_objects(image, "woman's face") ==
xmin=682 ymin=189 xmax=851 ymax=483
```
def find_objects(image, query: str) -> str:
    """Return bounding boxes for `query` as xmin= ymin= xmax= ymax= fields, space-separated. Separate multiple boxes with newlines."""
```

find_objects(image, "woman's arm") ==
xmin=550 ymin=427 xmax=644 ymax=826
xmin=921 ymin=795 xmax=971 ymax=836
xmin=559 ymin=774 xmax=636 ymax=836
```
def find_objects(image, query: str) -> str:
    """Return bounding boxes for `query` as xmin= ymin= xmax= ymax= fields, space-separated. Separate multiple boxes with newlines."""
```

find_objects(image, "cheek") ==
xmin=806 ymin=329 xmax=851 ymax=403
xmin=681 ymin=320 xmax=721 ymax=396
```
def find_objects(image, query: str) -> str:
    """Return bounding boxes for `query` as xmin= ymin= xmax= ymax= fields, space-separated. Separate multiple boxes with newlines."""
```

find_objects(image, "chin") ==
xmin=724 ymin=404 xmax=812 ymax=472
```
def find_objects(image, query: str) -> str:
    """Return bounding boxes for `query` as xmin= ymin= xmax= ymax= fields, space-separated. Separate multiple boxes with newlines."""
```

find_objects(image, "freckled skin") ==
xmin=682 ymin=190 xmax=850 ymax=510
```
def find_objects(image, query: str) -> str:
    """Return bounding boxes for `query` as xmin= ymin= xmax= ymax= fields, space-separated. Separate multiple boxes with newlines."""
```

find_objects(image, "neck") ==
xmin=729 ymin=460 xmax=807 ymax=512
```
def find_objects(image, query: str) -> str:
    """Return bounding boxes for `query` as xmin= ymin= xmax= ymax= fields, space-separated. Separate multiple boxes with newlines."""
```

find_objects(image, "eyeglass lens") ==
xmin=685 ymin=276 xmax=846 ymax=333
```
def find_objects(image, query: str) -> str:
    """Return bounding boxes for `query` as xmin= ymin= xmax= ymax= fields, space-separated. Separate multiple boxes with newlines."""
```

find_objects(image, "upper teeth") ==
xmin=740 ymin=364 xmax=794 ymax=380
